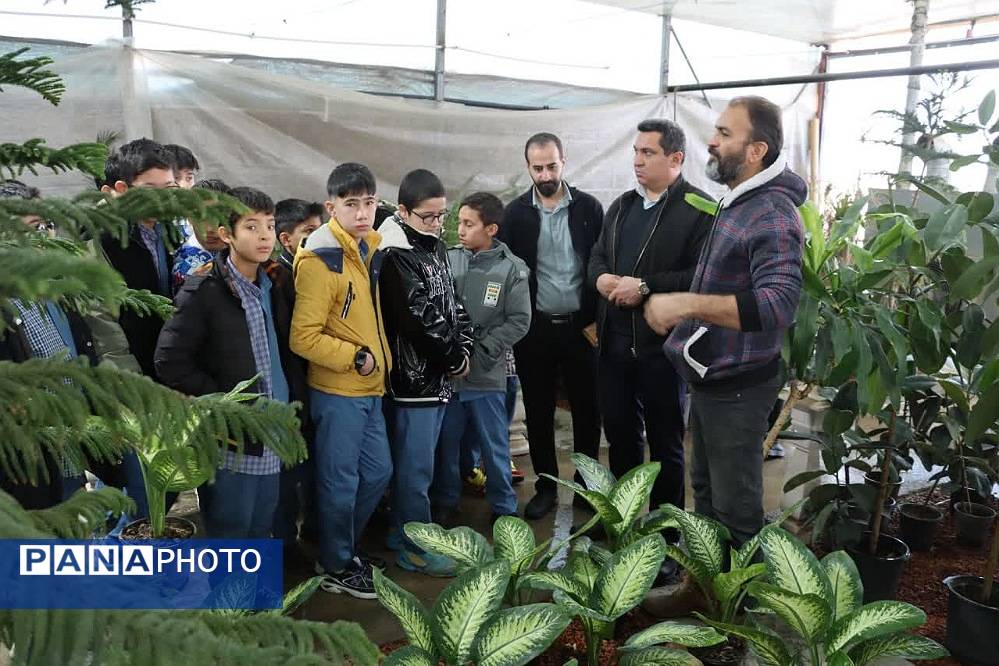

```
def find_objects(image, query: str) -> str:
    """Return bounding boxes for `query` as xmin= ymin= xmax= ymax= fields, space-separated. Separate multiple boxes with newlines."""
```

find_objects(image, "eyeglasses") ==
xmin=409 ymin=209 xmax=448 ymax=224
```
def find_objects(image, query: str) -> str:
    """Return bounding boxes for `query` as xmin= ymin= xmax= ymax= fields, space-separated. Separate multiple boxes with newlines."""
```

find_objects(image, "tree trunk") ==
xmin=762 ymin=381 xmax=812 ymax=460
xmin=897 ymin=0 xmax=930 ymax=179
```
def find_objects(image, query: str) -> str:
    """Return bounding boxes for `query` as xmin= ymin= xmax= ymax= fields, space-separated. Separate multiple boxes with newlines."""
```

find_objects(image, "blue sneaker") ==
xmin=385 ymin=528 xmax=405 ymax=552
xmin=397 ymin=550 xmax=456 ymax=577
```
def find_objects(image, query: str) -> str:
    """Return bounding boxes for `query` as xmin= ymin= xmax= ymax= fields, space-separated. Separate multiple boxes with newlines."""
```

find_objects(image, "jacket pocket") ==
xmin=682 ymin=325 xmax=712 ymax=379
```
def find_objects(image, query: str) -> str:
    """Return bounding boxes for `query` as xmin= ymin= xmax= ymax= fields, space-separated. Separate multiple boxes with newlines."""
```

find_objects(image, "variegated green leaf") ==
xmin=373 ymin=568 xmax=434 ymax=653
xmin=620 ymin=621 xmax=725 ymax=651
xmin=570 ymin=452 xmax=616 ymax=494
xmin=552 ymin=589 xmax=612 ymax=623
xmin=493 ymin=516 xmax=535 ymax=574
xmin=518 ymin=571 xmax=589 ymax=603
xmin=566 ymin=547 xmax=600 ymax=594
xmin=662 ymin=504 xmax=727 ymax=579
xmin=849 ymin=633 xmax=948 ymax=665
xmin=664 ymin=543 xmax=710 ymax=589
xmin=590 ymin=534 xmax=667 ymax=620
xmin=826 ymin=601 xmax=926 ymax=654
xmin=589 ymin=543 xmax=613 ymax=566
xmin=734 ymin=501 xmax=805 ymax=568
xmin=404 ymin=522 xmax=494 ymax=572
xmin=473 ymin=603 xmax=572 ymax=666
xmin=618 ymin=646 xmax=703 ymax=666
xmin=713 ymin=563 xmax=767 ymax=608
xmin=382 ymin=645 xmax=437 ymax=666
xmin=607 ymin=462 xmax=661 ymax=536
xmin=760 ymin=528 xmax=833 ymax=601
xmin=695 ymin=614 xmax=793 ymax=666
xmin=746 ymin=582 xmax=832 ymax=643
xmin=826 ymin=651 xmax=855 ymax=666
xmin=638 ymin=507 xmax=680 ymax=536
xmin=540 ymin=474 xmax=624 ymax=526
xmin=822 ymin=551 xmax=863 ymax=621
xmin=432 ymin=560 xmax=510 ymax=664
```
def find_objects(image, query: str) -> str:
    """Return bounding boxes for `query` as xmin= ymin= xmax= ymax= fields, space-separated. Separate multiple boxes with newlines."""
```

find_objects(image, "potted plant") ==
xmin=943 ymin=514 xmax=999 ymax=666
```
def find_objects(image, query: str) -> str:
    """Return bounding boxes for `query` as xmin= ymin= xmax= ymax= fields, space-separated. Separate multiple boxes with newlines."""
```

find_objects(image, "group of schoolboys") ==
xmin=3 ymin=137 xmax=533 ymax=599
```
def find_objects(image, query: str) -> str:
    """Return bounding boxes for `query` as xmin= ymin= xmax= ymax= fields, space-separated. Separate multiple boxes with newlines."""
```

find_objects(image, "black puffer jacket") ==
xmin=377 ymin=217 xmax=473 ymax=406
xmin=154 ymin=251 xmax=310 ymax=454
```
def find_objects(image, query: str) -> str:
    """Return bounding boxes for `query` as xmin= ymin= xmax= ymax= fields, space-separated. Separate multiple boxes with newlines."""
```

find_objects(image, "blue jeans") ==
xmin=434 ymin=393 xmax=517 ymax=516
xmin=386 ymin=403 xmax=446 ymax=553
xmin=461 ymin=376 xmax=518 ymax=475
xmin=199 ymin=469 xmax=279 ymax=538
xmin=312 ymin=391 xmax=392 ymax=572
xmin=272 ymin=458 xmax=317 ymax=544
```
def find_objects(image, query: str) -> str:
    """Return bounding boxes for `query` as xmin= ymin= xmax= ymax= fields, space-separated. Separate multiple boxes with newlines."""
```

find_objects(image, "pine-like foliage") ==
xmin=0 ymin=47 xmax=376 ymax=664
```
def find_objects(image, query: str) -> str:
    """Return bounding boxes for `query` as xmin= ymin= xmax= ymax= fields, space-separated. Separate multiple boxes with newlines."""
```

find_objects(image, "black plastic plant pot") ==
xmin=954 ymin=502 xmax=997 ymax=548
xmin=944 ymin=575 xmax=999 ymax=666
xmin=864 ymin=471 xmax=902 ymax=500
xmin=867 ymin=497 xmax=898 ymax=533
xmin=950 ymin=488 xmax=990 ymax=512
xmin=898 ymin=503 xmax=944 ymax=552
xmin=119 ymin=516 xmax=197 ymax=541
xmin=847 ymin=532 xmax=910 ymax=602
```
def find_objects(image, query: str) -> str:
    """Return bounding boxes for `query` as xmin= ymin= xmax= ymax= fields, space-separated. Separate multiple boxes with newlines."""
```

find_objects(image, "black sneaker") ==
xmin=319 ymin=560 xmax=377 ymax=599
xmin=357 ymin=549 xmax=387 ymax=571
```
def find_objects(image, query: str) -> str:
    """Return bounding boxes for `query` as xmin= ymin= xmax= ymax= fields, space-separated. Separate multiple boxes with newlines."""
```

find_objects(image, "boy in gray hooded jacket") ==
xmin=432 ymin=193 xmax=532 ymax=522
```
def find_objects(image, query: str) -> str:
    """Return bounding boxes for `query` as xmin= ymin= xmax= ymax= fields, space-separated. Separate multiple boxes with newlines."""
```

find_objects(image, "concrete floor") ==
xmin=268 ymin=410 xmax=791 ymax=646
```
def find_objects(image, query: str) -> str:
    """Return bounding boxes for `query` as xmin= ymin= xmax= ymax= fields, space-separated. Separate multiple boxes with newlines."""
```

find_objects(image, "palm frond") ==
xmin=0 ymin=140 xmax=107 ymax=180
xmin=0 ymin=49 xmax=64 ymax=105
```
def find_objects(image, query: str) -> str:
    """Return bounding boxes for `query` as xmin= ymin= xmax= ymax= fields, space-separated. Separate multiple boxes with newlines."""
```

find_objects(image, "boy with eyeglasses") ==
xmin=377 ymin=169 xmax=472 ymax=577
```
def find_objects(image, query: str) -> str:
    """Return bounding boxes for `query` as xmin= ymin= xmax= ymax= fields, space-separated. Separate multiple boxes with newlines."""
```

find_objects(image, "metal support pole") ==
xmin=122 ymin=3 xmax=134 ymax=43
xmin=658 ymin=11 xmax=671 ymax=95
xmin=433 ymin=0 xmax=446 ymax=102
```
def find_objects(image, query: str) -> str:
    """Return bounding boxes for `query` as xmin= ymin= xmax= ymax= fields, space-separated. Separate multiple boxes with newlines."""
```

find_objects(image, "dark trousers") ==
xmin=598 ymin=334 xmax=685 ymax=510
xmin=514 ymin=315 xmax=600 ymax=495
xmin=689 ymin=377 xmax=781 ymax=546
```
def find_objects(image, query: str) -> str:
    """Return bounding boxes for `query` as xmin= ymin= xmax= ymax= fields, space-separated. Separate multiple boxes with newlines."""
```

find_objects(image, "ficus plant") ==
xmin=697 ymin=527 xmax=947 ymax=666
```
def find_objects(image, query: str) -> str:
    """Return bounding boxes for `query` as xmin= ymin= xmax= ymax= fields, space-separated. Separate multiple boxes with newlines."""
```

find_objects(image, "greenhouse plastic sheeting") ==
xmin=0 ymin=44 xmax=813 ymax=206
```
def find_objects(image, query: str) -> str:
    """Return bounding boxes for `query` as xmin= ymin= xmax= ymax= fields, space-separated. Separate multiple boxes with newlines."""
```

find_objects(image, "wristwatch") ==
xmin=354 ymin=348 xmax=370 ymax=374
xmin=638 ymin=280 xmax=651 ymax=297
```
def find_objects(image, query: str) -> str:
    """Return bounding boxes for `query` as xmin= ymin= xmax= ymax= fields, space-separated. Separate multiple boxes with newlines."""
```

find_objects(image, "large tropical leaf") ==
xmin=821 ymin=551 xmax=863 ymax=622
xmin=637 ymin=507 xmax=680 ymax=536
xmin=493 ymin=516 xmax=535 ymax=574
xmin=825 ymin=601 xmax=926 ymax=654
xmin=518 ymin=571 xmax=589 ymax=604
xmin=618 ymin=646 xmax=703 ymax=666
xmin=826 ymin=651 xmax=856 ymax=666
xmin=849 ymin=633 xmax=948 ymax=665
xmin=759 ymin=528 xmax=833 ymax=601
xmin=551 ymin=589 xmax=612 ymax=624
xmin=540 ymin=474 xmax=624 ymax=527
xmin=746 ymin=582 xmax=832 ymax=644
xmin=404 ymin=522 xmax=494 ymax=572
xmin=713 ymin=563 xmax=767 ymax=609
xmin=606 ymin=462 xmax=661 ymax=536
xmin=664 ymin=543 xmax=710 ymax=589
xmin=383 ymin=646 xmax=437 ymax=666
xmin=620 ymin=621 xmax=725 ymax=651
xmin=923 ymin=203 xmax=969 ymax=251
xmin=373 ymin=568 xmax=435 ymax=654
xmin=733 ymin=501 xmax=805 ymax=569
xmin=590 ymin=534 xmax=666 ymax=620
xmin=431 ymin=560 xmax=510 ymax=664
xmin=570 ymin=453 xmax=616 ymax=495
xmin=473 ymin=604 xmax=571 ymax=666
xmin=566 ymin=546 xmax=600 ymax=594
xmin=662 ymin=504 xmax=727 ymax=580
xmin=695 ymin=615 xmax=793 ymax=666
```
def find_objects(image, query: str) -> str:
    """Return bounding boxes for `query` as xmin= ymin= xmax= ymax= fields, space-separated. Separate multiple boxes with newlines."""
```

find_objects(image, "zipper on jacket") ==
xmin=628 ymin=189 xmax=669 ymax=358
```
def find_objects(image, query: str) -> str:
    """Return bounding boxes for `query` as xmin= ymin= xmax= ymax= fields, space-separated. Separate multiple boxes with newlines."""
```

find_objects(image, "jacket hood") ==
xmin=304 ymin=219 xmax=382 ymax=256
xmin=378 ymin=216 xmax=424 ymax=252
xmin=450 ymin=239 xmax=517 ymax=261
xmin=719 ymin=153 xmax=808 ymax=210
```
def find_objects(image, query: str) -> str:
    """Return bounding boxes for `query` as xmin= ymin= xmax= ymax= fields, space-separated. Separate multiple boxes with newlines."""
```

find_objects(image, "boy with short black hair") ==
xmin=290 ymin=163 xmax=393 ymax=599
xmin=171 ymin=178 xmax=230 ymax=291
xmin=154 ymin=186 xmax=308 ymax=539
xmin=162 ymin=144 xmax=200 ymax=189
xmin=432 ymin=192 xmax=531 ymax=523
xmin=275 ymin=198 xmax=323 ymax=270
xmin=377 ymin=168 xmax=473 ymax=577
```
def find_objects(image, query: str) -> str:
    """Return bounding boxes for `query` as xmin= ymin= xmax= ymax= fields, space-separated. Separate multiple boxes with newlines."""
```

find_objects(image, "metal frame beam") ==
xmin=433 ymin=0 xmax=446 ymax=102
xmin=658 ymin=11 xmax=671 ymax=95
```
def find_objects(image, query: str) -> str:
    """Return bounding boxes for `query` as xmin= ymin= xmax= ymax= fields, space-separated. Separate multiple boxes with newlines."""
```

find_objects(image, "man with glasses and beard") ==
xmin=644 ymin=96 xmax=806 ymax=546
xmin=497 ymin=133 xmax=604 ymax=521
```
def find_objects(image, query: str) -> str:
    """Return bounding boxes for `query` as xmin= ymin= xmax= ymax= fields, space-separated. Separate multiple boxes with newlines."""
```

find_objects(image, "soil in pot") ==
xmin=953 ymin=502 xmax=996 ymax=549
xmin=899 ymin=503 xmax=944 ymax=552
xmin=847 ymin=532 xmax=911 ymax=602
xmin=865 ymin=470 xmax=902 ymax=500
xmin=690 ymin=636 xmax=746 ymax=666
xmin=120 ymin=516 xmax=197 ymax=540
xmin=943 ymin=575 xmax=999 ymax=666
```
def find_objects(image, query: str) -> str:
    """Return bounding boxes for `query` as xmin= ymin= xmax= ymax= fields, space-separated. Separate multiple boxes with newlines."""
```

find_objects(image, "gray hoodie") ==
xmin=448 ymin=239 xmax=531 ymax=393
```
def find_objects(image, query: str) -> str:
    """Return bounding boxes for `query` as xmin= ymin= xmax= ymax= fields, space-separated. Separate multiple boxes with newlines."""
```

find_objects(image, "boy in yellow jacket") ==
xmin=290 ymin=163 xmax=392 ymax=599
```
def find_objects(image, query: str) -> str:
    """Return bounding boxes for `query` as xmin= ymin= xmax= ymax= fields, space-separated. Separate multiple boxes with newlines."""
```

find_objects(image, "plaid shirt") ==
xmin=137 ymin=223 xmax=164 ymax=279
xmin=664 ymin=159 xmax=806 ymax=386
xmin=221 ymin=257 xmax=281 ymax=475
xmin=11 ymin=300 xmax=81 ymax=476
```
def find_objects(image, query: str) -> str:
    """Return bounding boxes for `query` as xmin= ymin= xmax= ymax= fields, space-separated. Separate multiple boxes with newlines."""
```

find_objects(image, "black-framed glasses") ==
xmin=410 ymin=209 xmax=448 ymax=223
